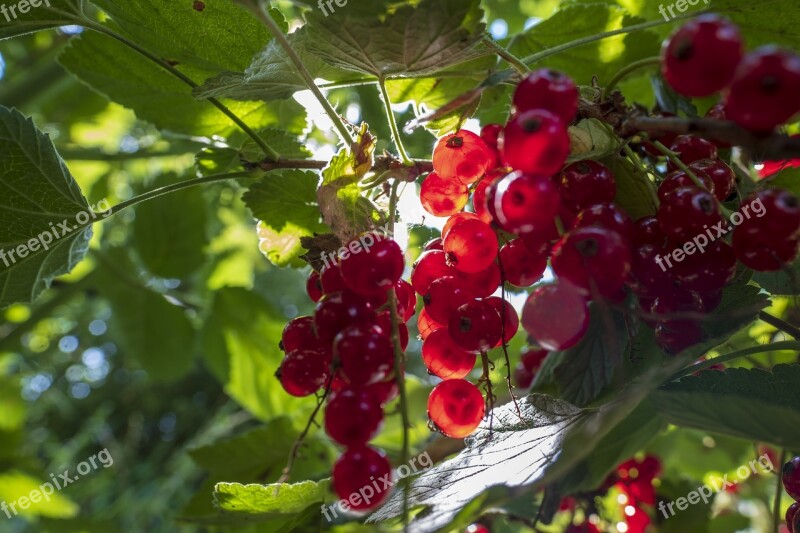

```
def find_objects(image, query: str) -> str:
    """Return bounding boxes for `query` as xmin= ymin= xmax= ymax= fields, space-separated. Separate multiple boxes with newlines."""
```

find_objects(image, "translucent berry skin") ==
xmin=433 ymin=130 xmax=495 ymax=185
xmin=442 ymin=212 xmax=481 ymax=239
xmin=499 ymin=110 xmax=570 ymax=176
xmin=512 ymin=69 xmax=579 ymax=123
xmin=634 ymin=216 xmax=667 ymax=247
xmin=783 ymin=457 xmax=800 ymax=501
xmin=281 ymin=316 xmax=325 ymax=353
xmin=522 ymin=282 xmax=589 ymax=351
xmin=551 ymin=227 xmax=631 ymax=298
xmin=480 ymin=123 xmax=503 ymax=149
xmin=669 ymin=135 xmax=719 ymax=168
xmin=673 ymin=240 xmax=736 ymax=292
xmin=424 ymin=275 xmax=474 ymax=323
xmin=573 ymin=203 xmax=635 ymax=244
xmin=277 ymin=349 xmax=330 ymax=397
xmin=306 ymin=271 xmax=323 ymax=302
xmin=558 ymin=161 xmax=616 ymax=212
xmin=689 ymin=159 xmax=735 ymax=201
xmin=376 ymin=311 xmax=409 ymax=351
xmin=411 ymin=250 xmax=451 ymax=295
xmin=420 ymin=171 xmax=469 ymax=217
xmin=417 ymin=307 xmax=445 ymax=340
xmin=490 ymin=171 xmax=560 ymax=234
xmin=320 ymin=263 xmax=347 ymax=294
xmin=422 ymin=328 xmax=477 ymax=379
xmin=423 ymin=237 xmax=444 ymax=251
xmin=368 ymin=379 xmax=399 ymax=406
xmin=340 ymin=235 xmax=404 ymax=296
xmin=499 ymin=238 xmax=547 ymax=287
xmin=324 ymin=387 xmax=384 ymax=446
xmin=427 ymin=379 xmax=485 ymax=439
xmin=447 ymin=299 xmax=503 ymax=352
xmin=459 ymin=262 xmax=502 ymax=298
xmin=334 ymin=323 xmax=394 ymax=386
xmin=659 ymin=169 xmax=716 ymax=201
xmin=443 ymin=218 xmax=499 ymax=274
xmin=314 ymin=291 xmax=376 ymax=343
xmin=485 ymin=296 xmax=519 ymax=346
xmin=724 ymin=46 xmax=800 ymax=132
xmin=657 ymin=186 xmax=723 ymax=244
xmin=661 ymin=15 xmax=743 ymax=97
xmin=732 ymin=230 xmax=799 ymax=271
xmin=395 ymin=279 xmax=417 ymax=322
xmin=472 ymin=169 xmax=505 ymax=224
xmin=332 ymin=446 xmax=393 ymax=511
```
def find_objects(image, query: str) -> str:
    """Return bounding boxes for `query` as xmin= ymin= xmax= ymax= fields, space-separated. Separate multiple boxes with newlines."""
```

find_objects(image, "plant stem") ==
xmin=387 ymin=180 xmax=410 ymax=531
xmin=482 ymin=36 xmax=529 ymax=75
xmin=774 ymin=448 xmax=787 ymax=533
xmin=603 ymin=56 xmax=660 ymax=98
xmin=522 ymin=15 xmax=692 ymax=66
xmin=378 ymin=78 xmax=413 ymax=166
xmin=759 ymin=311 xmax=800 ymax=339
xmin=622 ymin=144 xmax=660 ymax=207
xmin=670 ymin=341 xmax=800 ymax=381
xmin=81 ymin=21 xmax=280 ymax=161
xmin=241 ymin=1 xmax=354 ymax=147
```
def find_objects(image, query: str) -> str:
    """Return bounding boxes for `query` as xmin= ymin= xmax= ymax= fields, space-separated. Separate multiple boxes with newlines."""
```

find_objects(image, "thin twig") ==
xmin=773 ymin=448 xmax=787 ymax=533
xmin=482 ymin=36 xmax=530 ymax=75
xmin=378 ymin=78 xmax=413 ymax=166
xmin=759 ymin=311 xmax=800 ymax=339
xmin=496 ymin=255 xmax=522 ymax=418
xmin=669 ymin=340 xmax=800 ymax=381
xmin=479 ymin=351 xmax=496 ymax=433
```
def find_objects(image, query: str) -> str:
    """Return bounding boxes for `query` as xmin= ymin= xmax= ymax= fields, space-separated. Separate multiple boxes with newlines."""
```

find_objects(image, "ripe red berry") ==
xmin=423 ymin=275 xmax=474 ymax=323
xmin=650 ymin=288 xmax=704 ymax=319
xmin=634 ymin=216 xmax=667 ymax=247
xmin=669 ymin=135 xmax=719 ymax=169
xmin=443 ymin=218 xmax=499 ymax=274
xmin=786 ymin=502 xmax=799 ymax=533
xmin=459 ymin=261 xmax=502 ymax=298
xmin=447 ymin=299 xmax=503 ymax=352
xmin=472 ymin=169 xmax=504 ymax=224
xmin=522 ymin=282 xmax=589 ymax=351
xmin=657 ymin=186 xmax=723 ymax=243
xmin=558 ymin=161 xmax=616 ymax=212
xmin=281 ymin=316 xmax=325 ymax=353
xmin=420 ymin=171 xmax=469 ymax=217
xmin=724 ymin=47 xmax=800 ymax=132
xmin=499 ymin=238 xmax=547 ymax=287
xmin=427 ymin=379 xmax=485 ymax=439
xmin=306 ymin=271 xmax=323 ymax=302
xmin=689 ymin=159 xmax=735 ymax=201
xmin=628 ymin=244 xmax=675 ymax=295
xmin=324 ymin=387 xmax=384 ymax=445
xmin=314 ymin=291 xmax=375 ymax=342
xmin=367 ymin=379 xmax=399 ymax=406
xmin=277 ymin=349 xmax=330 ymax=397
xmin=783 ymin=457 xmax=800 ymax=501
xmin=332 ymin=446 xmax=392 ymax=510
xmin=659 ymin=169 xmax=716 ymax=201
xmin=661 ymin=15 xmax=743 ymax=97
xmin=442 ymin=212 xmax=481 ymax=239
xmin=320 ymin=262 xmax=347 ymax=293
xmin=394 ymin=279 xmax=417 ymax=322
xmin=655 ymin=321 xmax=704 ymax=353
xmin=499 ymin=110 xmax=570 ymax=175
xmin=732 ymin=229 xmax=799 ymax=271
xmin=340 ymin=234 xmax=404 ymax=296
xmin=422 ymin=328 xmax=477 ymax=379
xmin=490 ymin=171 xmax=560 ymax=234
xmin=673 ymin=240 xmax=736 ymax=292
xmin=480 ymin=123 xmax=503 ymax=149
xmin=512 ymin=69 xmax=578 ymax=123
xmin=573 ymin=203 xmax=635 ymax=244
xmin=417 ymin=307 xmax=444 ymax=340
xmin=433 ymin=130 xmax=495 ymax=185
xmin=551 ymin=227 xmax=631 ymax=297
xmin=737 ymin=189 xmax=800 ymax=245
xmin=376 ymin=310 xmax=410 ymax=351
xmin=411 ymin=250 xmax=450 ymax=295
xmin=424 ymin=237 xmax=444 ymax=251
xmin=514 ymin=348 xmax=548 ymax=388
xmin=485 ymin=296 xmax=519 ymax=346
xmin=334 ymin=323 xmax=394 ymax=386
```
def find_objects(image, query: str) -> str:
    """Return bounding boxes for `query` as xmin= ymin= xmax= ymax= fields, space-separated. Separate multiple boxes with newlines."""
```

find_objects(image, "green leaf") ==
xmin=59 ymin=32 xmax=306 ymax=137
xmin=716 ymin=0 xmax=800 ymax=49
xmin=0 ymin=377 xmax=25 ymax=431
xmin=211 ymin=480 xmax=328 ymax=526
xmin=752 ymin=261 xmax=800 ymax=296
xmin=239 ymin=129 xmax=312 ymax=162
xmin=133 ymin=175 xmax=208 ymax=279
xmin=607 ymin=155 xmax=658 ymax=219
xmin=761 ymin=166 xmax=800 ymax=197
xmin=243 ymin=170 xmax=328 ymax=267
xmin=196 ymin=147 xmax=241 ymax=177
xmin=650 ymin=364 xmax=800 ymax=448
xmin=0 ymin=0 xmax=80 ymax=40
xmin=567 ymin=118 xmax=622 ymax=163
xmin=304 ymin=0 xmax=488 ymax=77
xmin=0 ymin=107 xmax=92 ymax=309
xmin=0 ymin=470 xmax=79 ymax=518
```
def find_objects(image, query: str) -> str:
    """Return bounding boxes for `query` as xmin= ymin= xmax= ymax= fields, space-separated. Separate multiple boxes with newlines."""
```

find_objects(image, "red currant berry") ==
xmin=367 ymin=379 xmax=399 ymax=406
xmin=443 ymin=218 xmax=498 ymax=274
xmin=472 ymin=169 xmax=504 ymax=224
xmin=340 ymin=234 xmax=404 ymax=296
xmin=334 ymin=323 xmax=394 ymax=386
xmin=650 ymin=288 xmax=704 ymax=320
xmin=442 ymin=212 xmax=481 ymax=239
xmin=394 ymin=279 xmax=417 ymax=322
xmin=573 ymin=203 xmax=635 ymax=244
xmin=724 ymin=47 xmax=800 ymax=132
xmin=433 ymin=130 xmax=495 ymax=185
xmin=320 ymin=262 xmax=347 ymax=293
xmin=699 ymin=290 xmax=723 ymax=313
xmin=324 ymin=387 xmax=384 ymax=446
xmin=786 ymin=458 xmax=800 ymax=502
xmin=376 ymin=310 xmax=410 ymax=351
xmin=424 ymin=237 xmax=444 ymax=251
xmin=480 ymin=123 xmax=503 ymax=149
xmin=281 ymin=316 xmax=325 ymax=353
xmin=499 ymin=238 xmax=547 ymax=287
xmin=558 ymin=161 xmax=616 ymax=212
xmin=423 ymin=275 xmax=474 ymax=323
xmin=655 ymin=320 xmax=704 ymax=353
xmin=522 ymin=281 xmax=589 ymax=351
xmin=689 ymin=159 xmax=735 ymax=201
xmin=512 ymin=69 xmax=578 ymax=123
xmin=306 ymin=271 xmax=323 ymax=302
xmin=411 ymin=250 xmax=450 ymax=295
xmin=422 ymin=328 xmax=477 ymax=379
xmin=314 ymin=291 xmax=375 ymax=342
xmin=427 ymin=379 xmax=485 ymax=439
xmin=738 ymin=189 xmax=800 ymax=244
xmin=459 ymin=261 xmax=502 ymax=298
xmin=420 ymin=171 xmax=469 ymax=217
xmin=485 ymin=296 xmax=519 ymax=346
xmin=332 ymin=446 xmax=392 ymax=510
xmin=669 ymin=135 xmax=718 ymax=169
xmin=551 ymin=227 xmax=631 ymax=297
xmin=500 ymin=110 xmax=570 ymax=175
xmin=634 ymin=216 xmax=667 ymax=247
xmin=417 ymin=307 xmax=444 ymax=340
xmin=465 ymin=524 xmax=490 ymax=533
xmin=448 ymin=299 xmax=503 ymax=352
xmin=732 ymin=229 xmax=799 ymax=271
xmin=490 ymin=171 xmax=560 ymax=234
xmin=786 ymin=502 xmax=799 ymax=533
xmin=277 ymin=349 xmax=330 ymax=397
xmin=628 ymin=244 xmax=675 ymax=295
xmin=658 ymin=169 xmax=716 ymax=201
xmin=661 ymin=15 xmax=743 ymax=97
xmin=657 ymin=186 xmax=723 ymax=243
xmin=515 ymin=348 xmax=548 ymax=388
xmin=673 ymin=240 xmax=736 ymax=292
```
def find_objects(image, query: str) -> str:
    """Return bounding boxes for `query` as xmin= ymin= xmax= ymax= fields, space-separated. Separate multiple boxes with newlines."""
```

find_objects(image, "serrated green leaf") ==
xmin=304 ymin=0 xmax=487 ymax=78
xmin=716 ymin=0 xmax=800 ymax=49
xmin=752 ymin=261 xmax=800 ymax=296
xmin=196 ymin=147 xmax=241 ymax=177
xmin=243 ymin=170 xmax=327 ymax=267
xmin=651 ymin=364 xmax=800 ymax=448
xmin=211 ymin=480 xmax=328 ymax=527
xmin=0 ymin=107 xmax=92 ymax=309
xmin=240 ymin=129 xmax=312 ymax=162
xmin=606 ymin=155 xmax=658 ymax=219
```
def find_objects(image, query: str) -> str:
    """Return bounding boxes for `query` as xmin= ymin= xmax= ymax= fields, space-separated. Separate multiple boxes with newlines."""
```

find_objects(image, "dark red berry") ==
xmin=420 ymin=171 xmax=469 ymax=216
xmin=459 ymin=261 xmax=502 ymax=298
xmin=411 ymin=251 xmax=450 ymax=295
xmin=558 ymin=160 xmax=616 ymax=212
xmin=628 ymin=244 xmax=675 ymax=295
xmin=522 ymin=282 xmax=589 ymax=351
xmin=499 ymin=238 xmax=547 ymax=287
xmin=433 ymin=130 xmax=495 ymax=185
xmin=324 ymin=387 xmax=384 ymax=445
xmin=281 ymin=316 xmax=325 ymax=353
xmin=513 ymin=348 xmax=548 ymax=388
xmin=340 ymin=234 xmax=404 ymax=296
xmin=690 ymin=159 xmax=735 ymax=201
xmin=551 ymin=227 xmax=631 ymax=297
xmin=306 ymin=271 xmax=323 ymax=302
xmin=480 ymin=123 xmax=503 ymax=149
xmin=500 ymin=110 xmax=570 ymax=176
xmin=447 ymin=299 xmax=503 ymax=352
xmin=422 ymin=328 xmax=477 ymax=379
xmin=733 ymin=229 xmax=799 ymax=271
xmin=314 ymin=291 xmax=375 ymax=342
xmin=786 ymin=502 xmax=799 ymax=533
xmin=659 ymin=169 xmax=716 ymax=201
xmin=320 ymin=262 xmax=347 ymax=293
xmin=277 ymin=349 xmax=330 ymax=397
xmin=490 ymin=171 xmax=560 ymax=234
xmin=394 ymin=279 xmax=417 ymax=322
xmin=376 ymin=310 xmax=410 ymax=351
xmin=428 ymin=379 xmax=485 ymax=439
xmin=782 ymin=457 xmax=800 ymax=500
xmin=737 ymin=188 xmax=800 ymax=245
xmin=572 ymin=203 xmax=635 ymax=244
xmin=332 ymin=446 xmax=392 ymax=510
xmin=673 ymin=240 xmax=736 ymax=292
xmin=657 ymin=186 xmax=723 ymax=243
xmin=655 ymin=320 xmax=704 ymax=353
xmin=512 ymin=69 xmax=578 ymax=123
xmin=634 ymin=216 xmax=667 ymax=247
xmin=485 ymin=296 xmax=519 ymax=346
xmin=334 ymin=323 xmax=394 ymax=386
xmin=424 ymin=275 xmax=474 ymax=323
xmin=473 ymin=169 xmax=504 ymax=224
xmin=669 ymin=135 xmax=718 ymax=169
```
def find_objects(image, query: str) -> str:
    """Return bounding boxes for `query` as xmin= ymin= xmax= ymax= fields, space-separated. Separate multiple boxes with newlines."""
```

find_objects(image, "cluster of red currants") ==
xmin=782 ymin=456 xmax=800 ymax=531
xmin=277 ymin=232 xmax=413 ymax=511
